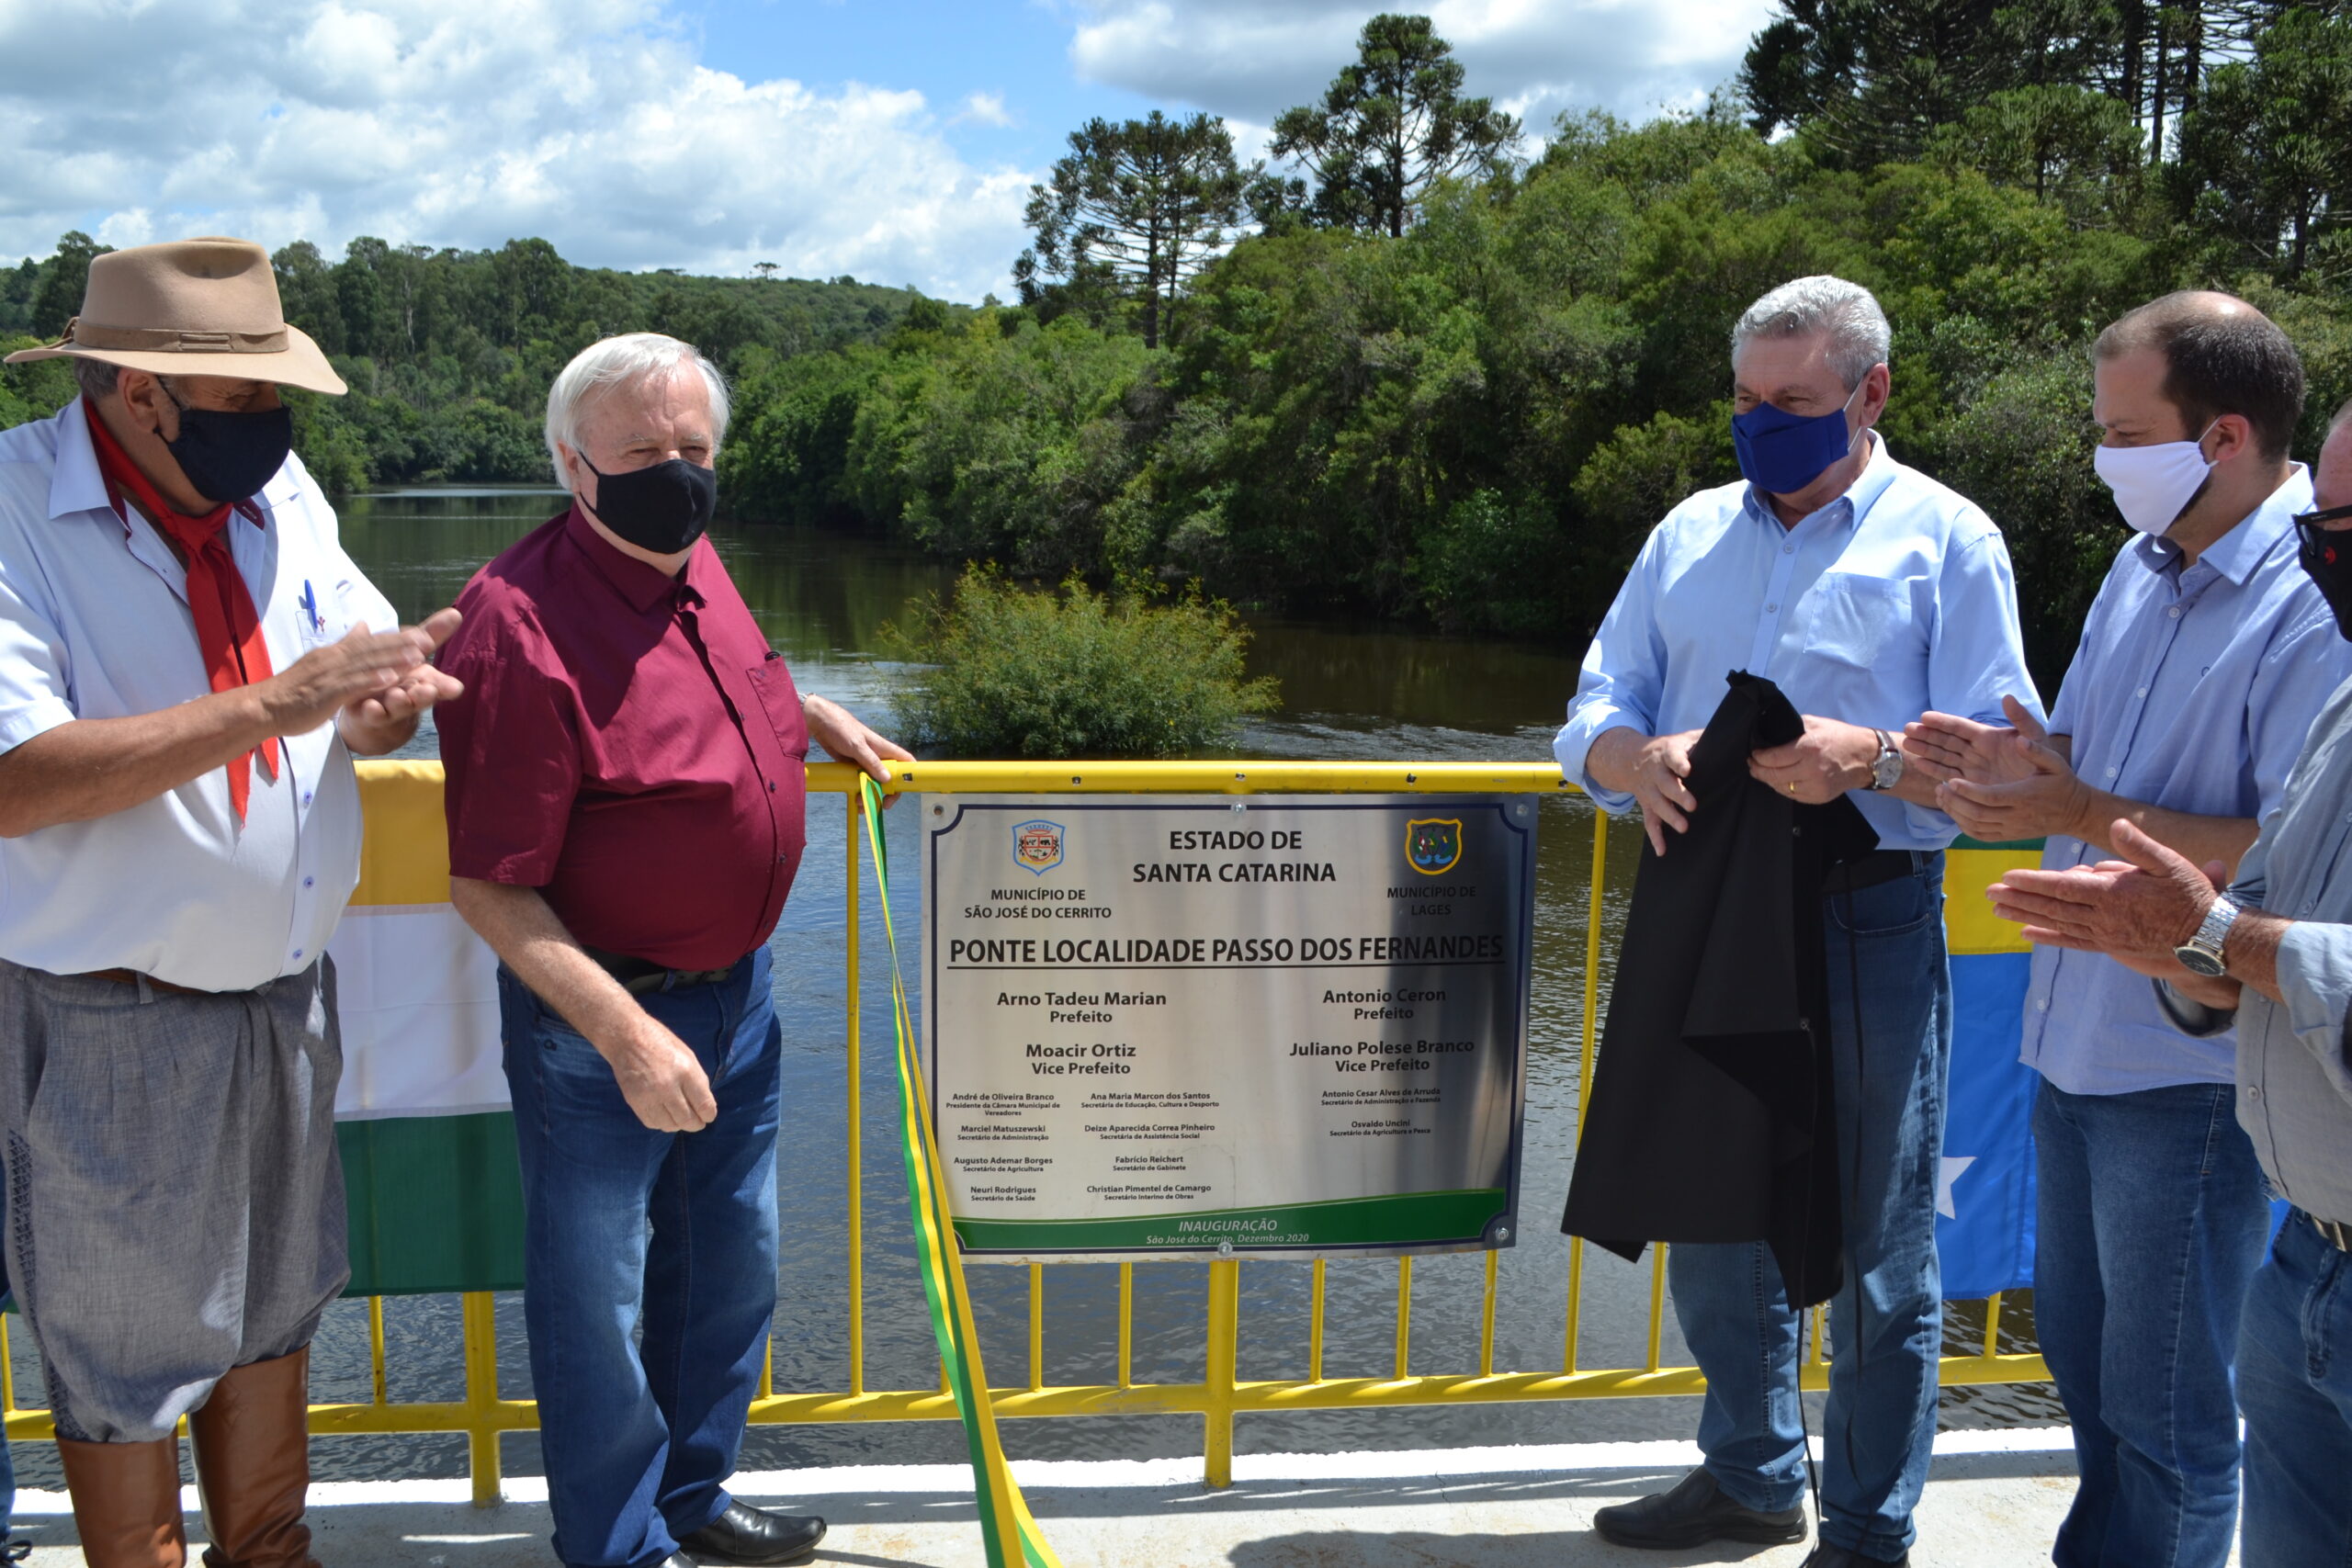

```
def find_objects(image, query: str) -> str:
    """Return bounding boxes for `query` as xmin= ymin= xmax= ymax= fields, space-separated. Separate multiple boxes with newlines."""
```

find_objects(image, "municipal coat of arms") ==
xmin=1012 ymin=819 xmax=1066 ymax=875
xmin=1406 ymin=818 xmax=1464 ymax=876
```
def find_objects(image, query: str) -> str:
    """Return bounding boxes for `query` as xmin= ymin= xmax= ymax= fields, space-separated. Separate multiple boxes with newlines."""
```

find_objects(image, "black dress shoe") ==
xmin=1593 ymin=1467 xmax=1808 ymax=1549
xmin=664 ymin=1556 xmax=698 ymax=1568
xmin=1803 ymin=1546 xmax=1909 ymax=1567
xmin=677 ymin=1501 xmax=828 ymax=1565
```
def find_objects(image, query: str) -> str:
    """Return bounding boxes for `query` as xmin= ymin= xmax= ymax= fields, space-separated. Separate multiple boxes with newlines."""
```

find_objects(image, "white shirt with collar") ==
xmin=0 ymin=397 xmax=397 ymax=991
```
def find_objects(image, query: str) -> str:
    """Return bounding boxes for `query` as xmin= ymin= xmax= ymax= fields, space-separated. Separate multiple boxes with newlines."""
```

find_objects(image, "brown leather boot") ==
xmin=187 ymin=1349 xmax=320 ymax=1568
xmin=56 ymin=1435 xmax=188 ymax=1567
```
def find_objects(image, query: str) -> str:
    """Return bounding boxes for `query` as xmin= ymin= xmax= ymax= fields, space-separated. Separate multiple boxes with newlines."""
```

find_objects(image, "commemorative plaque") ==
xmin=922 ymin=795 xmax=1535 ymax=1258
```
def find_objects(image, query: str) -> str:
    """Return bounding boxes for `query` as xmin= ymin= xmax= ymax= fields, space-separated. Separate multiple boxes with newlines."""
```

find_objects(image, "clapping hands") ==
xmin=1986 ymin=819 xmax=2227 ymax=982
xmin=1905 ymin=694 xmax=2090 ymax=842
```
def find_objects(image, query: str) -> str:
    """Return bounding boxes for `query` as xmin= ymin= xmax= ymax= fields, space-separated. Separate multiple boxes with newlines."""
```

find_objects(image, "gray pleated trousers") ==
xmin=0 ymin=957 xmax=347 ymax=1442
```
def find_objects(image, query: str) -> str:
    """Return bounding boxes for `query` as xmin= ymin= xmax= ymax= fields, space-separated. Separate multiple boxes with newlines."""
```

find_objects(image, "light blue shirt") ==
xmin=1555 ymin=435 xmax=2040 ymax=854
xmin=2022 ymin=466 xmax=2352 ymax=1095
xmin=2160 ymin=673 xmax=2352 ymax=1224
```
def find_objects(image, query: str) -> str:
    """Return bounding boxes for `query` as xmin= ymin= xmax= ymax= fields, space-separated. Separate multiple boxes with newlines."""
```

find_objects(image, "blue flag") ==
xmin=1938 ymin=842 xmax=2045 ymax=1299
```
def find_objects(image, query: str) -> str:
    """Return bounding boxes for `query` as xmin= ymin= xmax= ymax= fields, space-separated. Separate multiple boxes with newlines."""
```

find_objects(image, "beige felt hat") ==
xmin=4 ymin=236 xmax=345 ymax=395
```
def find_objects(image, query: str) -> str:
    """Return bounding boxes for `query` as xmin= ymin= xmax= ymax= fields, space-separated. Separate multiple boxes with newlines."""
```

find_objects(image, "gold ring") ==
xmin=1786 ymin=781 xmax=1799 ymax=794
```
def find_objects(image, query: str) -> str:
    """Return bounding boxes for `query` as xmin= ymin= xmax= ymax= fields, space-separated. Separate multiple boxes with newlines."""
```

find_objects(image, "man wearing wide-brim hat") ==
xmin=0 ymin=237 xmax=462 ymax=1568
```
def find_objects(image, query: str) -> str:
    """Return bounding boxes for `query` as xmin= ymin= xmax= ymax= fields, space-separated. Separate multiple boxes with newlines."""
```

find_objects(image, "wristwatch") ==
xmin=2174 ymin=896 xmax=2242 ymax=977
xmin=1867 ymin=728 xmax=1904 ymax=792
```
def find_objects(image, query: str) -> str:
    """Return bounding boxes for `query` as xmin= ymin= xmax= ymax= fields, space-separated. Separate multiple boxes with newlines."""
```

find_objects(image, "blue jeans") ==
xmin=2034 ymin=1079 xmax=2268 ymax=1568
xmin=2239 ymin=1213 xmax=2352 ymax=1567
xmin=501 ymin=952 xmax=784 ymax=1568
xmin=1669 ymin=859 xmax=1951 ymax=1560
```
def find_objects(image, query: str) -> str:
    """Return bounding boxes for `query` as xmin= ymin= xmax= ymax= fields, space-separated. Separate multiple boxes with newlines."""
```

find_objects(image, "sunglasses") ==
xmin=2296 ymin=504 xmax=2352 ymax=560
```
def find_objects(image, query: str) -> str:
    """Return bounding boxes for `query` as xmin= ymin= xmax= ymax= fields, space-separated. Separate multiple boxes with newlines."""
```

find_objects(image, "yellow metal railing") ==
xmin=0 ymin=760 xmax=2047 ymax=1502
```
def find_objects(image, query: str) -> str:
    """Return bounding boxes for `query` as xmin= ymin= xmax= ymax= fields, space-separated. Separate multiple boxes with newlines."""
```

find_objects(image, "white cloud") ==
xmin=956 ymin=90 xmax=1016 ymax=127
xmin=0 ymin=0 xmax=1035 ymax=301
xmin=1068 ymin=0 xmax=1779 ymax=141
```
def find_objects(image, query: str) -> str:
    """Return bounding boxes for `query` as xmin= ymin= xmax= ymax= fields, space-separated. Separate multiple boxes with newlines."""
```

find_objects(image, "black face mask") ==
xmin=2297 ymin=504 xmax=2352 ymax=639
xmin=163 ymin=387 xmax=294 ymax=506
xmin=577 ymin=457 xmax=717 ymax=555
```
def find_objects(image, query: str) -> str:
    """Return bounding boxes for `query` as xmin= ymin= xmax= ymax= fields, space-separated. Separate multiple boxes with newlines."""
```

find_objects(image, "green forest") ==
xmin=0 ymin=238 xmax=934 ymax=500
xmin=7 ymin=2 xmax=2352 ymax=686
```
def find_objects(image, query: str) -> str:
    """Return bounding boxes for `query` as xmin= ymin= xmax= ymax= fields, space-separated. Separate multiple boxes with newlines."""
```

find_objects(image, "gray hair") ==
xmin=544 ymin=333 xmax=731 ymax=491
xmin=73 ymin=357 xmax=120 ymax=400
xmin=1730 ymin=276 xmax=1891 ymax=390
xmin=74 ymin=359 xmax=263 ymax=407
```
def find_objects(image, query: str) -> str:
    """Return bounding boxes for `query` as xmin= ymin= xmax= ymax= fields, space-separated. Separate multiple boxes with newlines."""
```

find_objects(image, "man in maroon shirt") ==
xmin=435 ymin=333 xmax=908 ymax=1568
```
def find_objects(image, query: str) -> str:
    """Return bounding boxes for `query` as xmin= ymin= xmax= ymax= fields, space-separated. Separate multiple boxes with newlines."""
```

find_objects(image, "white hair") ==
xmin=1730 ymin=276 xmax=1891 ymax=390
xmin=544 ymin=332 xmax=731 ymax=491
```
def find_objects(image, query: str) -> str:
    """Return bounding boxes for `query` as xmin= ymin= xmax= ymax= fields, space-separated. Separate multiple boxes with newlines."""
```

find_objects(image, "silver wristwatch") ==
xmin=1867 ymin=728 xmax=1903 ymax=791
xmin=2174 ymin=896 xmax=2241 ymax=978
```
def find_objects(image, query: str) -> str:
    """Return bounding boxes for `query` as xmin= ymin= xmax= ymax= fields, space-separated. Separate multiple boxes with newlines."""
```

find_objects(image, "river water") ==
xmin=12 ymin=485 xmax=2052 ymax=1488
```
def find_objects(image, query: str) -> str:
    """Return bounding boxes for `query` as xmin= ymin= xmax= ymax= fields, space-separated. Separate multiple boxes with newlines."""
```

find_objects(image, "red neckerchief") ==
xmin=83 ymin=400 xmax=279 ymax=822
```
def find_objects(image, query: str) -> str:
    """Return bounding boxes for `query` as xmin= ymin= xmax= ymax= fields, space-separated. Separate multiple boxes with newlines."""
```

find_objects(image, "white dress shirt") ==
xmin=0 ymin=398 xmax=396 ymax=991
xmin=1555 ymin=434 xmax=2041 ymax=853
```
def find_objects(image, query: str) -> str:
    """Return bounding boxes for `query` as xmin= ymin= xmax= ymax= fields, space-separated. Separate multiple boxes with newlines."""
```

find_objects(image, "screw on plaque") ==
xmin=932 ymin=804 xmax=944 ymax=816
xmin=1231 ymin=802 xmax=1247 ymax=814
xmin=1217 ymin=1239 xmax=1235 ymax=1257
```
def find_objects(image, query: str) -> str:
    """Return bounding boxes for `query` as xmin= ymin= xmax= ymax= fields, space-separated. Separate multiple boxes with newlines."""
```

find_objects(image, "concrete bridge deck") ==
xmin=4 ymin=1427 xmax=2155 ymax=1567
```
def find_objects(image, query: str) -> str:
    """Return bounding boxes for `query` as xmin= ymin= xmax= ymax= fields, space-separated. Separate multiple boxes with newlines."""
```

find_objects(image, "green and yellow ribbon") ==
xmin=860 ymin=778 xmax=1065 ymax=1568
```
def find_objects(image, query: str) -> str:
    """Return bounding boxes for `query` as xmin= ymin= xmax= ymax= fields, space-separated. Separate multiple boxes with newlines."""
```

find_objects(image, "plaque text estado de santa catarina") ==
xmin=923 ymin=795 xmax=1536 ymax=1258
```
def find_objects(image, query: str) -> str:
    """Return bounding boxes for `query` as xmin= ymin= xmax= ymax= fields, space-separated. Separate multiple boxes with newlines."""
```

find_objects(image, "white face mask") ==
xmin=2093 ymin=422 xmax=2219 ymax=538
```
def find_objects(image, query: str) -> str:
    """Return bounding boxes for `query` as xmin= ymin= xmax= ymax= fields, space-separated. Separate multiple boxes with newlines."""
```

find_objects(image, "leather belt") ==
xmin=2306 ymin=1210 xmax=2352 ymax=1253
xmin=582 ymin=947 xmax=742 ymax=997
xmin=1822 ymin=849 xmax=1930 ymax=896
xmin=75 ymin=967 xmax=215 ymax=998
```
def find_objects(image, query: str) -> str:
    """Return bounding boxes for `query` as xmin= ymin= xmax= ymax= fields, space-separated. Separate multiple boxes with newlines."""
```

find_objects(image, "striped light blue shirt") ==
xmin=1555 ymin=435 xmax=2040 ymax=854
xmin=2022 ymin=466 xmax=2352 ymax=1095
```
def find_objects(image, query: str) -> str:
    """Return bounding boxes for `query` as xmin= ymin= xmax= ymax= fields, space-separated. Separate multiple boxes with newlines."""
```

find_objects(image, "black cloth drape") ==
xmin=1561 ymin=671 xmax=1878 ymax=1307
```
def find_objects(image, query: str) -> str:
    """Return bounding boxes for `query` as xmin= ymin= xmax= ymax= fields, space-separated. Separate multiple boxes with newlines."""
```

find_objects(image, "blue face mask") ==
xmin=1731 ymin=382 xmax=1863 ymax=496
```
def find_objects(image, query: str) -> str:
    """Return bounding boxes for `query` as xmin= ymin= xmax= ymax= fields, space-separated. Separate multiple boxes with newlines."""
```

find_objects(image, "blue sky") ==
xmin=0 ymin=0 xmax=1780 ymax=302
xmin=683 ymin=0 xmax=1164 ymax=175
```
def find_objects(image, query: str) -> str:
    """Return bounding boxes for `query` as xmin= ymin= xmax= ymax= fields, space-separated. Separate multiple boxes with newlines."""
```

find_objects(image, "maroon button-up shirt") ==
xmin=436 ymin=507 xmax=808 ymax=971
